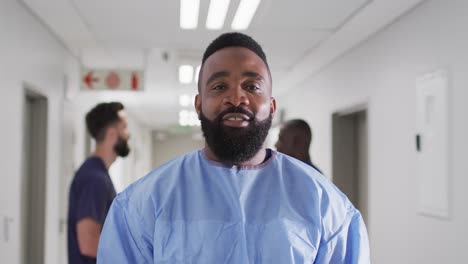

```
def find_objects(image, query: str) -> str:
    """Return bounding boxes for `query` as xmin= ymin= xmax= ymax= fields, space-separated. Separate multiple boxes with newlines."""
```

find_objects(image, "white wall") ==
xmin=279 ymin=1 xmax=468 ymax=263
xmin=152 ymin=132 xmax=204 ymax=168
xmin=0 ymin=0 xmax=73 ymax=263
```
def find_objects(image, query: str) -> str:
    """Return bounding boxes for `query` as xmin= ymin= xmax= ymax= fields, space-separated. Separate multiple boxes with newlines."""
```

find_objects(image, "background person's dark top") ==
xmin=305 ymin=159 xmax=322 ymax=174
xmin=67 ymin=157 xmax=116 ymax=264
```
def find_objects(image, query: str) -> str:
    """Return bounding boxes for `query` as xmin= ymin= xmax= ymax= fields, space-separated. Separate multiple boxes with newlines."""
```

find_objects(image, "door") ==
xmin=332 ymin=110 xmax=369 ymax=225
xmin=22 ymin=89 xmax=48 ymax=264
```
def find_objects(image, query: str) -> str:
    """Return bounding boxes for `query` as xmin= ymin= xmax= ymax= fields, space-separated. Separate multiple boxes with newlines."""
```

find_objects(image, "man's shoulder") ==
xmin=115 ymin=150 xmax=201 ymax=203
xmin=275 ymin=151 xmax=354 ymax=209
xmin=75 ymin=157 xmax=106 ymax=175
xmin=276 ymin=151 xmax=359 ymax=235
xmin=71 ymin=158 xmax=107 ymax=186
xmin=274 ymin=151 xmax=323 ymax=178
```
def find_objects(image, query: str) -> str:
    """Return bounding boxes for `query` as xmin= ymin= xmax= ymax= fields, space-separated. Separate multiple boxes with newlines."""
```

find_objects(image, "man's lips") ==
xmin=222 ymin=113 xmax=251 ymax=121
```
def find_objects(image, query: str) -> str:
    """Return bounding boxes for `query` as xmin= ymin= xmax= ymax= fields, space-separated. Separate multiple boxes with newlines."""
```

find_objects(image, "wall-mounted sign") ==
xmin=81 ymin=69 xmax=144 ymax=91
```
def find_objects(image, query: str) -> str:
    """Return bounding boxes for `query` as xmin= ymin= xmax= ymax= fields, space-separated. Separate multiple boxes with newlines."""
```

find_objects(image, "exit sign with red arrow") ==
xmin=81 ymin=69 xmax=144 ymax=91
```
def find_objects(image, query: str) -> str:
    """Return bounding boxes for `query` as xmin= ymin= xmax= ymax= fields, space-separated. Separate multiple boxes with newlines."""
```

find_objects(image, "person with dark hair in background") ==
xmin=275 ymin=119 xmax=322 ymax=173
xmin=98 ymin=32 xmax=370 ymax=263
xmin=67 ymin=102 xmax=130 ymax=264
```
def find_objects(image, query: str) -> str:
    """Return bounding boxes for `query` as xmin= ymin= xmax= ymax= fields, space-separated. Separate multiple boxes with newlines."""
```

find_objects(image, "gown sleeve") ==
xmin=97 ymin=197 xmax=153 ymax=263
xmin=314 ymin=209 xmax=370 ymax=264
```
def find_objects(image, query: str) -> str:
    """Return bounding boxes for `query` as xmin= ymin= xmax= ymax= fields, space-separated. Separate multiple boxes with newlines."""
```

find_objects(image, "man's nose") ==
xmin=223 ymin=87 xmax=249 ymax=106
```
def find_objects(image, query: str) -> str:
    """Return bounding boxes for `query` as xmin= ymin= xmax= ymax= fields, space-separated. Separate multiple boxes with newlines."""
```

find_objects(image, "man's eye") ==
xmin=246 ymin=84 xmax=260 ymax=91
xmin=213 ymin=85 xmax=225 ymax=91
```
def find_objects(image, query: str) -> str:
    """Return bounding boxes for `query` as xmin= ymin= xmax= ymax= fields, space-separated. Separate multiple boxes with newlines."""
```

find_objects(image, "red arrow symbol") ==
xmin=131 ymin=73 xmax=138 ymax=90
xmin=83 ymin=71 xmax=99 ymax=89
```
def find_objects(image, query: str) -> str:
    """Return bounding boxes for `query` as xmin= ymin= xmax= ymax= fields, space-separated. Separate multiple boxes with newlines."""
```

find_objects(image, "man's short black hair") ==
xmin=202 ymin=32 xmax=269 ymax=68
xmin=85 ymin=102 xmax=124 ymax=142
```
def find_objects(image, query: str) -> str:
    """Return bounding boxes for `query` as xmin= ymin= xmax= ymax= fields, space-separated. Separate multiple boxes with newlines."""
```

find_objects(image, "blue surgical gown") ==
xmin=98 ymin=150 xmax=370 ymax=263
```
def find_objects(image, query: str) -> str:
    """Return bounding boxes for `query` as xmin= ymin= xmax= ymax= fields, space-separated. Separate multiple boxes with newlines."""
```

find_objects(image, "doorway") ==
xmin=332 ymin=109 xmax=369 ymax=225
xmin=22 ymin=89 xmax=48 ymax=264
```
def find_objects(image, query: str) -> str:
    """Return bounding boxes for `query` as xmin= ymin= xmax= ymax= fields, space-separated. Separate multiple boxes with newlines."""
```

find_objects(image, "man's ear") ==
xmin=270 ymin=97 xmax=277 ymax=117
xmin=195 ymin=94 xmax=201 ymax=118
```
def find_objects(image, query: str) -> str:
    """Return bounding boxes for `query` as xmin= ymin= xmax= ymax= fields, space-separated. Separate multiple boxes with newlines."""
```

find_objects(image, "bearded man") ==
xmin=68 ymin=102 xmax=130 ymax=264
xmin=97 ymin=33 xmax=370 ymax=264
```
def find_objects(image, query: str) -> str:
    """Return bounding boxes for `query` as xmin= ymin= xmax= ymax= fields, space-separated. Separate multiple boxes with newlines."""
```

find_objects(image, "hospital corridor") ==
xmin=1 ymin=0 xmax=467 ymax=263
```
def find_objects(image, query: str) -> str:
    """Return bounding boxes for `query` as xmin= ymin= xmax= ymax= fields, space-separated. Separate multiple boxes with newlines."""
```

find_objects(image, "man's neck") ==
xmin=203 ymin=145 xmax=268 ymax=166
xmin=92 ymin=145 xmax=117 ymax=170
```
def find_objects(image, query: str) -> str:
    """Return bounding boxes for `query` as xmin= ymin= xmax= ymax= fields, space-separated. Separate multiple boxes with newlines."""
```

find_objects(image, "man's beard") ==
xmin=114 ymin=136 xmax=130 ymax=157
xmin=199 ymin=106 xmax=272 ymax=164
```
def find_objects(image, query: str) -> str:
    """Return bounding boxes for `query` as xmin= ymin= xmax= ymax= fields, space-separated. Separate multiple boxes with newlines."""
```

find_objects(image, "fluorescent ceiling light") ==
xmin=179 ymin=110 xmax=189 ymax=126
xmin=231 ymin=0 xmax=261 ymax=30
xmin=180 ymin=0 xmax=200 ymax=29
xmin=179 ymin=65 xmax=194 ymax=84
xmin=179 ymin=94 xmax=192 ymax=107
xmin=206 ymin=0 xmax=231 ymax=30
xmin=179 ymin=110 xmax=200 ymax=126
xmin=189 ymin=112 xmax=201 ymax=126
xmin=194 ymin=65 xmax=201 ymax=83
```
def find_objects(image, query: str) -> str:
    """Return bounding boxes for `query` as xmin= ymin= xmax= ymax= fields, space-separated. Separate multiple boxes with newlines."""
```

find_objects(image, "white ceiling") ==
xmin=22 ymin=0 xmax=425 ymax=131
